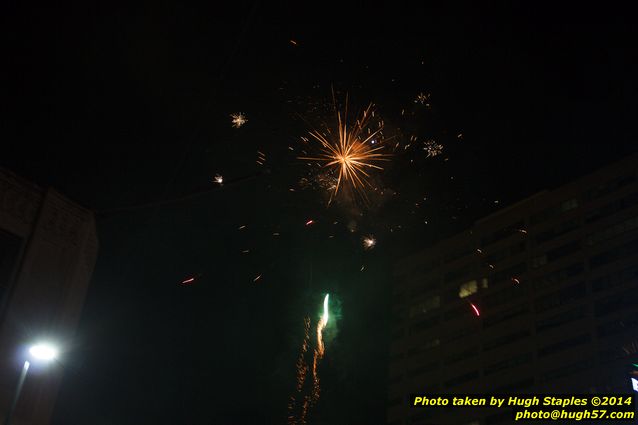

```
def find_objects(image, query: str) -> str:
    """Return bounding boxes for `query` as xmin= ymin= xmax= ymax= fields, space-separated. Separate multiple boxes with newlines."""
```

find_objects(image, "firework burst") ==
xmin=424 ymin=139 xmax=443 ymax=157
xmin=299 ymin=99 xmax=390 ymax=203
xmin=362 ymin=235 xmax=376 ymax=250
xmin=230 ymin=113 xmax=247 ymax=128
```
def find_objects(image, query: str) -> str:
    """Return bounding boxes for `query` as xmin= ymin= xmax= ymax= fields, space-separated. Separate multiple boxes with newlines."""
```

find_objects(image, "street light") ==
xmin=3 ymin=342 xmax=58 ymax=425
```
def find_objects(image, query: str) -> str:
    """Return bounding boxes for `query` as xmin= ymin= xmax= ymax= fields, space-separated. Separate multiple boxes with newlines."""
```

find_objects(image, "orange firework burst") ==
xmin=299 ymin=99 xmax=389 ymax=202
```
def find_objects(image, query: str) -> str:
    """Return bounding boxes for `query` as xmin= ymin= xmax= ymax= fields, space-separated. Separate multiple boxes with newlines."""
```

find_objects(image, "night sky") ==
xmin=2 ymin=2 xmax=637 ymax=424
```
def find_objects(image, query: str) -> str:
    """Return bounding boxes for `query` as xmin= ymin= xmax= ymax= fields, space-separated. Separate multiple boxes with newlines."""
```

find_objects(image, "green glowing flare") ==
xmin=322 ymin=294 xmax=330 ymax=324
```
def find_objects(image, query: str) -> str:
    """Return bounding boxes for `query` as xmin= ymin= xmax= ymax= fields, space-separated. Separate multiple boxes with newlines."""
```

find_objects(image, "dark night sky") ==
xmin=2 ymin=2 xmax=637 ymax=424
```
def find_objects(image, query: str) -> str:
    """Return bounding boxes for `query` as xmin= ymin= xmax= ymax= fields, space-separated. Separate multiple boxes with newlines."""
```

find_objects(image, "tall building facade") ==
xmin=0 ymin=169 xmax=98 ymax=425
xmin=388 ymin=154 xmax=638 ymax=425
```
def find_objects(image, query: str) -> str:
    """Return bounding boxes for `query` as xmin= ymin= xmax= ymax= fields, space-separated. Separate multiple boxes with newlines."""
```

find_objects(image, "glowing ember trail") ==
xmin=470 ymin=303 xmax=480 ymax=317
xmin=288 ymin=317 xmax=311 ymax=425
xmin=288 ymin=295 xmax=331 ymax=425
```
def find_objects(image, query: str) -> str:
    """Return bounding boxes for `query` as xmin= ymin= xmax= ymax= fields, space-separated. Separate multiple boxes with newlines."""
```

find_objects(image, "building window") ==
xmin=409 ymin=360 xmax=440 ymax=377
xmin=484 ymin=329 xmax=531 ymax=351
xmin=409 ymin=277 xmax=443 ymax=296
xmin=492 ymin=377 xmax=535 ymax=393
xmin=408 ymin=338 xmax=440 ymax=356
xmin=546 ymin=240 xmax=581 ymax=262
xmin=531 ymin=206 xmax=557 ymax=225
xmin=540 ymin=358 xmax=594 ymax=382
xmin=409 ymin=295 xmax=441 ymax=318
xmin=531 ymin=254 xmax=547 ymax=268
xmin=491 ymin=262 xmax=527 ymax=284
xmin=409 ymin=315 xmax=441 ymax=335
xmin=445 ymin=345 xmax=479 ymax=365
xmin=595 ymin=288 xmax=635 ymax=317
xmin=510 ymin=241 xmax=527 ymax=254
xmin=535 ymin=218 xmax=580 ymax=245
xmin=587 ymin=215 xmax=638 ymax=246
xmin=483 ymin=286 xmax=526 ymax=310
xmin=589 ymin=237 xmax=638 ymax=269
xmin=584 ymin=173 xmax=636 ymax=201
xmin=458 ymin=280 xmax=478 ymax=298
xmin=534 ymin=281 xmax=586 ymax=313
xmin=444 ymin=247 xmax=473 ymax=264
xmin=538 ymin=333 xmax=590 ymax=357
xmin=598 ymin=348 xmax=625 ymax=364
xmin=585 ymin=191 xmax=638 ymax=224
xmin=561 ymin=198 xmax=579 ymax=212
xmin=444 ymin=370 xmax=479 ymax=387
xmin=591 ymin=264 xmax=638 ymax=292
xmin=481 ymin=220 xmax=525 ymax=246
xmin=443 ymin=326 xmax=473 ymax=343
xmin=485 ymin=352 xmax=533 ymax=376
xmin=444 ymin=264 xmax=473 ymax=283
xmin=597 ymin=311 xmax=638 ymax=339
xmin=536 ymin=306 xmax=587 ymax=333
xmin=534 ymin=262 xmax=584 ymax=290
xmin=483 ymin=304 xmax=529 ymax=328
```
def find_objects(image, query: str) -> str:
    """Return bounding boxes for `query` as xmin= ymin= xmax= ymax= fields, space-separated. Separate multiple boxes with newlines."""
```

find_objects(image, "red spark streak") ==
xmin=181 ymin=277 xmax=195 ymax=285
xmin=470 ymin=303 xmax=480 ymax=317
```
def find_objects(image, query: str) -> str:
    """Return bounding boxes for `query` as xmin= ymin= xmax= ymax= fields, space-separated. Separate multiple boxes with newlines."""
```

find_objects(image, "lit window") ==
xmin=532 ymin=254 xmax=547 ymax=268
xmin=561 ymin=198 xmax=579 ymax=212
xmin=409 ymin=295 xmax=441 ymax=317
xmin=459 ymin=280 xmax=478 ymax=298
xmin=424 ymin=338 xmax=440 ymax=349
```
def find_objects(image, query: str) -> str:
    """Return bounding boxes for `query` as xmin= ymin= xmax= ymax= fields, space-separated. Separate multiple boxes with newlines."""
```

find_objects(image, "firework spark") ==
xmin=470 ymin=303 xmax=480 ymax=317
xmin=362 ymin=235 xmax=376 ymax=250
xmin=424 ymin=140 xmax=443 ymax=157
xmin=299 ymin=101 xmax=389 ymax=202
xmin=415 ymin=92 xmax=431 ymax=105
xmin=256 ymin=150 xmax=266 ymax=166
xmin=213 ymin=174 xmax=223 ymax=184
xmin=230 ymin=113 xmax=247 ymax=128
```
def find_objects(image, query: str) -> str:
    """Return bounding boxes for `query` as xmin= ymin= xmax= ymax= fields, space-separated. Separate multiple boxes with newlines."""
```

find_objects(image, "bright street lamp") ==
xmin=28 ymin=343 xmax=58 ymax=361
xmin=3 ymin=342 xmax=59 ymax=425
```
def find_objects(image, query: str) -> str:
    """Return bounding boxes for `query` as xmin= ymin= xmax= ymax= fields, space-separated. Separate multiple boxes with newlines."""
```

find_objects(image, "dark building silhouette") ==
xmin=388 ymin=154 xmax=638 ymax=425
xmin=0 ymin=169 xmax=98 ymax=425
